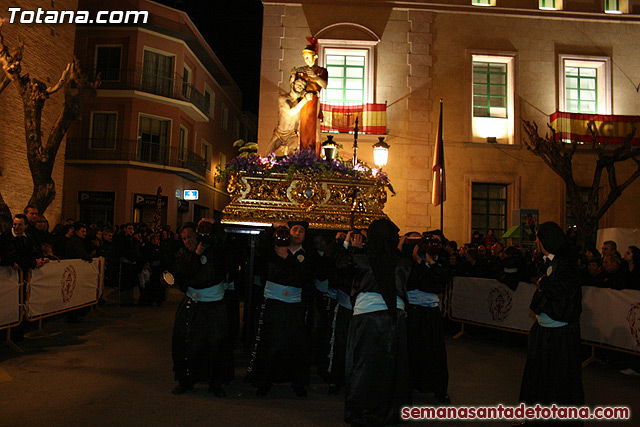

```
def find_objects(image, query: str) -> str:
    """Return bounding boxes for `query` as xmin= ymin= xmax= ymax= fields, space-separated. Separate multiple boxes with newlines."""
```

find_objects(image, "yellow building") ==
xmin=257 ymin=0 xmax=640 ymax=244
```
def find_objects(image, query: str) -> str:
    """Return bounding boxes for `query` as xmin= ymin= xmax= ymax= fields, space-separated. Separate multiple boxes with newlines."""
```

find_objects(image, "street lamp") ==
xmin=372 ymin=137 xmax=390 ymax=168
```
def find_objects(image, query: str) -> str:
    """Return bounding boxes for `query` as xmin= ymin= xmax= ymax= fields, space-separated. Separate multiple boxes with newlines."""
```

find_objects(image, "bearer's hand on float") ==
xmin=351 ymin=233 xmax=363 ymax=249
xmin=412 ymin=245 xmax=423 ymax=264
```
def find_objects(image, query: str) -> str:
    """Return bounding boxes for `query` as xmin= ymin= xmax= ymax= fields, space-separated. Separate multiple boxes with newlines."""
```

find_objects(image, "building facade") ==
xmin=63 ymin=0 xmax=245 ymax=228
xmin=258 ymin=0 xmax=640 ymax=243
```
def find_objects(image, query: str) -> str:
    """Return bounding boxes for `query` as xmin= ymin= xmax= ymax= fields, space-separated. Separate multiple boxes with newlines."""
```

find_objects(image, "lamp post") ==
xmin=372 ymin=136 xmax=390 ymax=169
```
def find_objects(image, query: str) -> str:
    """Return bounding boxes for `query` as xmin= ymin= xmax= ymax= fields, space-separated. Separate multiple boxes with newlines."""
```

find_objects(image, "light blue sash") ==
xmin=327 ymin=287 xmax=338 ymax=300
xmin=187 ymin=283 xmax=224 ymax=302
xmin=536 ymin=312 xmax=568 ymax=328
xmin=407 ymin=289 xmax=440 ymax=307
xmin=337 ymin=289 xmax=352 ymax=310
xmin=224 ymin=281 xmax=235 ymax=291
xmin=315 ymin=279 xmax=329 ymax=294
xmin=353 ymin=292 xmax=405 ymax=315
xmin=264 ymin=280 xmax=302 ymax=303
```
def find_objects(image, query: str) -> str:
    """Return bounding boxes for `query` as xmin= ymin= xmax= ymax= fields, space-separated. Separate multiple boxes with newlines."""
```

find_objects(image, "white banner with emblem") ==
xmin=450 ymin=277 xmax=537 ymax=332
xmin=26 ymin=259 xmax=100 ymax=318
xmin=0 ymin=266 xmax=21 ymax=327
xmin=580 ymin=286 xmax=640 ymax=352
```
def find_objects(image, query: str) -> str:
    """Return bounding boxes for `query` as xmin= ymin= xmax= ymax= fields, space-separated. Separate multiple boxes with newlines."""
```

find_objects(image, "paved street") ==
xmin=1 ymin=288 xmax=638 ymax=426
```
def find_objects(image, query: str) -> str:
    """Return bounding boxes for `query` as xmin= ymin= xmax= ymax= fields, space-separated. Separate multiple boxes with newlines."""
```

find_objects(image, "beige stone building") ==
xmin=257 ymin=0 xmax=640 ymax=244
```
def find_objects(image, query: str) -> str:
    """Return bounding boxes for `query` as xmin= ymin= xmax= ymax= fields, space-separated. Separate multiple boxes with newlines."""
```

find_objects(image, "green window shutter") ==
xmin=326 ymin=54 xmax=365 ymax=104
xmin=565 ymin=67 xmax=597 ymax=113
xmin=473 ymin=62 xmax=507 ymax=118
xmin=472 ymin=183 xmax=508 ymax=238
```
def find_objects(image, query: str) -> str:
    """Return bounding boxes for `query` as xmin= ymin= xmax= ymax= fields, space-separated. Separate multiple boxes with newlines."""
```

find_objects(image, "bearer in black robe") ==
xmin=344 ymin=219 xmax=411 ymax=426
xmin=246 ymin=220 xmax=313 ymax=397
xmin=170 ymin=220 xmax=228 ymax=397
xmin=403 ymin=232 xmax=451 ymax=403
xmin=519 ymin=221 xmax=584 ymax=425
xmin=327 ymin=230 xmax=361 ymax=395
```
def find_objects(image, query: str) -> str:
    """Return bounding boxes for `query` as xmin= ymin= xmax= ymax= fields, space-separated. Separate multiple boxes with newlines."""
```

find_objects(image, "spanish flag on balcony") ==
xmin=550 ymin=111 xmax=640 ymax=145
xmin=320 ymin=103 xmax=386 ymax=134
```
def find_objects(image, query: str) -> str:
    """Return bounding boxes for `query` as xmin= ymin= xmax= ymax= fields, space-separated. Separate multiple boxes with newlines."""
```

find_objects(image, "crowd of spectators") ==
xmin=0 ymin=205 xmax=186 ymax=307
xmin=442 ymin=229 xmax=639 ymax=291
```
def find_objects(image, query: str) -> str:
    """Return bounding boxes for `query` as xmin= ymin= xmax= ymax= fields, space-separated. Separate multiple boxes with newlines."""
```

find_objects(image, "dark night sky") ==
xmin=155 ymin=0 xmax=264 ymax=115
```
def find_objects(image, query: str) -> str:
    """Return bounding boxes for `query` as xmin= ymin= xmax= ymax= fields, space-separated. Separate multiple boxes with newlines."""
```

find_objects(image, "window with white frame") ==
xmin=472 ymin=0 xmax=495 ymax=6
xmin=95 ymin=46 xmax=121 ymax=81
xmin=471 ymin=54 xmax=515 ymax=144
xmin=90 ymin=112 xmax=117 ymax=149
xmin=319 ymin=42 xmax=376 ymax=105
xmin=221 ymin=103 xmax=229 ymax=131
xmin=204 ymin=83 xmax=215 ymax=118
xmin=559 ymin=55 xmax=611 ymax=115
xmin=605 ymin=0 xmax=628 ymax=13
xmin=539 ymin=0 xmax=563 ymax=10
xmin=201 ymin=139 xmax=212 ymax=171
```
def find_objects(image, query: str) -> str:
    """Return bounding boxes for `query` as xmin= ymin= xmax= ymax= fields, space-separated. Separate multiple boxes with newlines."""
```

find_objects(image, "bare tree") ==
xmin=522 ymin=119 xmax=640 ymax=249
xmin=0 ymin=21 xmax=99 ymax=230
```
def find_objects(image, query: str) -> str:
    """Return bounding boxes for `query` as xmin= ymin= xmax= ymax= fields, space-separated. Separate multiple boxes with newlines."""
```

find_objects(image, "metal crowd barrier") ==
xmin=446 ymin=276 xmax=640 ymax=366
xmin=1 ymin=258 xmax=104 ymax=351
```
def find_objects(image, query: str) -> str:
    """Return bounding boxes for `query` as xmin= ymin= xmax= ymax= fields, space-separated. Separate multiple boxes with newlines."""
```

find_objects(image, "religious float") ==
xmin=219 ymin=148 xmax=393 ymax=230
xmin=219 ymin=37 xmax=392 ymax=230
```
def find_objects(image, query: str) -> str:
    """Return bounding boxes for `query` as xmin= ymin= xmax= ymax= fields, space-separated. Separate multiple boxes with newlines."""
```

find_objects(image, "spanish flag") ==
xmin=550 ymin=111 xmax=640 ymax=145
xmin=320 ymin=103 xmax=386 ymax=134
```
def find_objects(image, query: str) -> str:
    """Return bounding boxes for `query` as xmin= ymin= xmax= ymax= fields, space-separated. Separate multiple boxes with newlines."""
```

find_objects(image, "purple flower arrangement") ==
xmin=218 ymin=149 xmax=395 ymax=194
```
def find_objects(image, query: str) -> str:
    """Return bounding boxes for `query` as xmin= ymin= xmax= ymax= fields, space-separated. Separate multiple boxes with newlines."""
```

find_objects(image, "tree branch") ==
xmin=46 ymin=62 xmax=72 ymax=95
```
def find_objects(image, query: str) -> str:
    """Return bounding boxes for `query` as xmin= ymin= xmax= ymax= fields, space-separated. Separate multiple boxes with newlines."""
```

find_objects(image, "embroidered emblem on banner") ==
xmin=61 ymin=265 xmax=77 ymax=303
xmin=282 ymin=288 xmax=291 ymax=298
xmin=488 ymin=287 xmax=513 ymax=322
xmin=627 ymin=303 xmax=640 ymax=347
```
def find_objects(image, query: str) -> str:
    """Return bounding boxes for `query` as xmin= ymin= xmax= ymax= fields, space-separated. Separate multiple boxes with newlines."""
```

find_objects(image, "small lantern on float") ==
xmin=372 ymin=137 xmax=390 ymax=169
xmin=322 ymin=135 xmax=338 ymax=161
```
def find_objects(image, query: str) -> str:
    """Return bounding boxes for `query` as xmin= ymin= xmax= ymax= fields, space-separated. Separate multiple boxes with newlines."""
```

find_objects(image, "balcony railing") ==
xmin=320 ymin=102 xmax=387 ymax=134
xmin=91 ymin=68 xmax=210 ymax=116
xmin=66 ymin=138 xmax=207 ymax=177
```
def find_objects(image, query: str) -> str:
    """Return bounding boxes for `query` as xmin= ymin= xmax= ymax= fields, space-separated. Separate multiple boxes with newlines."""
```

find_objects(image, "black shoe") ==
xmin=435 ymin=393 xmax=451 ymax=404
xmin=292 ymin=385 xmax=307 ymax=397
xmin=328 ymin=384 xmax=341 ymax=395
xmin=172 ymin=383 xmax=193 ymax=395
xmin=256 ymin=384 xmax=271 ymax=396
xmin=209 ymin=384 xmax=227 ymax=397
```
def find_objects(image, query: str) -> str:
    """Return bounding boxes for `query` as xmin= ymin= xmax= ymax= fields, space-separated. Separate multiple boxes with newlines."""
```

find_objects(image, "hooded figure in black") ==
xmin=344 ymin=218 xmax=411 ymax=426
xmin=519 ymin=221 xmax=584 ymax=424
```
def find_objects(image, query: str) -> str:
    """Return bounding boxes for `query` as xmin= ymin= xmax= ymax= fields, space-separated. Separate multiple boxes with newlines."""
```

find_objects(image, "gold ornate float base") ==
xmin=221 ymin=172 xmax=388 ymax=230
